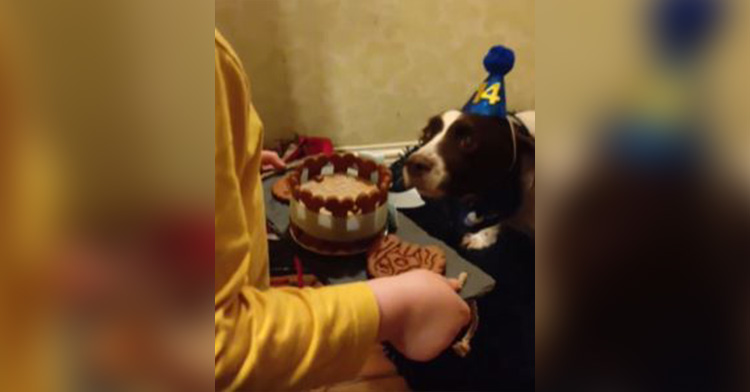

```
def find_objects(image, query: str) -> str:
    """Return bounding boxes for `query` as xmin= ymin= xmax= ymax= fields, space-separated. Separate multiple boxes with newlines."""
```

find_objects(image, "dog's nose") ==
xmin=406 ymin=154 xmax=434 ymax=178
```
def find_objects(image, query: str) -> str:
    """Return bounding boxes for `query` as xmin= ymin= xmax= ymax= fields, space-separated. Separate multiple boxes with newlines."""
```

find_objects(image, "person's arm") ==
xmin=214 ymin=30 xmax=469 ymax=391
xmin=216 ymin=283 xmax=380 ymax=391
xmin=215 ymin=268 xmax=467 ymax=391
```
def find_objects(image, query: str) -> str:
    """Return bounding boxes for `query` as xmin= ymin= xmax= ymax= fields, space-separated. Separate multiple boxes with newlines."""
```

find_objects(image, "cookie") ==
xmin=367 ymin=235 xmax=447 ymax=278
xmin=272 ymin=174 xmax=293 ymax=203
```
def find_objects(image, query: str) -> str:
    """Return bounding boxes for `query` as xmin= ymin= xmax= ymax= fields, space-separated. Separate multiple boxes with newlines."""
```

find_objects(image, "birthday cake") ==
xmin=288 ymin=153 xmax=392 ymax=255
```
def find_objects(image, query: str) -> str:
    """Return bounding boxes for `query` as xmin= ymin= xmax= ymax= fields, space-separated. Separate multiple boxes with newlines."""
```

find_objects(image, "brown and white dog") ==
xmin=403 ymin=110 xmax=535 ymax=250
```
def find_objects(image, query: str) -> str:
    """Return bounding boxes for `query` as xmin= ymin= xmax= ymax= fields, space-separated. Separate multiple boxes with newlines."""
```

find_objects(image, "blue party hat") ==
xmin=463 ymin=46 xmax=515 ymax=118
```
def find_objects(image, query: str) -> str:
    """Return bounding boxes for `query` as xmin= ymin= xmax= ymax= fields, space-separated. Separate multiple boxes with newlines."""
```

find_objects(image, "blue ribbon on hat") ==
xmin=463 ymin=46 xmax=515 ymax=118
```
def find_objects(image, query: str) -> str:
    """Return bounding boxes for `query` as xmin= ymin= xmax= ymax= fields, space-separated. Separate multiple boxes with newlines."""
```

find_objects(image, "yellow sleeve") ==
xmin=214 ymin=30 xmax=380 ymax=392
xmin=216 ymin=284 xmax=380 ymax=391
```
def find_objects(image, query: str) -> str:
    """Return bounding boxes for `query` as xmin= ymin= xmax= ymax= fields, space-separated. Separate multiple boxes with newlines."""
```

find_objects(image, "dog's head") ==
xmin=403 ymin=110 xmax=535 ymax=201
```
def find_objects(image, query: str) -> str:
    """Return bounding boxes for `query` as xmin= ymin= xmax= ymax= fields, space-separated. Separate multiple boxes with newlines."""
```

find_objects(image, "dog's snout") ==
xmin=406 ymin=154 xmax=434 ymax=178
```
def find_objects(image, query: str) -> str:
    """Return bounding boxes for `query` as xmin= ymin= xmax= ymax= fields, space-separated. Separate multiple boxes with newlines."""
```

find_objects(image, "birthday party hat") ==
xmin=463 ymin=46 xmax=515 ymax=118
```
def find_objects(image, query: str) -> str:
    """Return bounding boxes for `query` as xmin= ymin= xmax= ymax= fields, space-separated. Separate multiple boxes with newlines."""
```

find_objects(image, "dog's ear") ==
xmin=517 ymin=133 xmax=535 ymax=191
xmin=517 ymin=132 xmax=535 ymax=154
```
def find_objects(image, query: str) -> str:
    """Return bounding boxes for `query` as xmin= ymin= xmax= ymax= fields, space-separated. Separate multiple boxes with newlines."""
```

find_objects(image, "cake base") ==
xmin=289 ymin=223 xmax=385 ymax=256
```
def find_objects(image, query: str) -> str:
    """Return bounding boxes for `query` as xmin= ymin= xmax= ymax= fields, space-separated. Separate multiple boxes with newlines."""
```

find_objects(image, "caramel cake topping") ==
xmin=299 ymin=174 xmax=377 ymax=200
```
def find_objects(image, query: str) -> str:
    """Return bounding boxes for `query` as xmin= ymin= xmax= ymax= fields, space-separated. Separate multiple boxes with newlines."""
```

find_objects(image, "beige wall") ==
xmin=216 ymin=0 xmax=535 ymax=147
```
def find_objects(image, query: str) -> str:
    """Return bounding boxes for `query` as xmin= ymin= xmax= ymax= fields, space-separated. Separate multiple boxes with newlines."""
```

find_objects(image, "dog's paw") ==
xmin=461 ymin=225 xmax=500 ymax=250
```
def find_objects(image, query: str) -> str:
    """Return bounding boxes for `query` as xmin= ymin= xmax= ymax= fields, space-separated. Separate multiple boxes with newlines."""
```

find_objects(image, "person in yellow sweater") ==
xmin=214 ymin=30 xmax=471 ymax=391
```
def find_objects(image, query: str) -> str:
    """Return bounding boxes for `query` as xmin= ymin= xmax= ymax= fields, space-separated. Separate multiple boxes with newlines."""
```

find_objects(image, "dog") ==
xmin=403 ymin=109 xmax=535 ymax=250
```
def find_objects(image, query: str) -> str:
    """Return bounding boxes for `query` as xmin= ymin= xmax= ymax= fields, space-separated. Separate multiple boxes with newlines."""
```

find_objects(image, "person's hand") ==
xmin=261 ymin=150 xmax=286 ymax=172
xmin=367 ymin=269 xmax=470 ymax=361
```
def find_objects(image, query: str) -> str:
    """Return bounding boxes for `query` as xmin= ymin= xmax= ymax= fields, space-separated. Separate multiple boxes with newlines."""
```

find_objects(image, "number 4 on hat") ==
xmin=471 ymin=82 xmax=502 ymax=105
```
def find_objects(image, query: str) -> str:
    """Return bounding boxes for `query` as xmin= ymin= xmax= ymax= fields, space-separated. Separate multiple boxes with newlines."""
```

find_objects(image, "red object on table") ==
xmin=286 ymin=136 xmax=334 ymax=163
xmin=294 ymin=256 xmax=305 ymax=288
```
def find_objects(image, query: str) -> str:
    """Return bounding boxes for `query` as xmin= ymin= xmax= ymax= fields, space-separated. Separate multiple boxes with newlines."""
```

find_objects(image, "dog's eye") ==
xmin=453 ymin=125 xmax=475 ymax=150
xmin=459 ymin=136 xmax=474 ymax=150
xmin=454 ymin=125 xmax=471 ymax=140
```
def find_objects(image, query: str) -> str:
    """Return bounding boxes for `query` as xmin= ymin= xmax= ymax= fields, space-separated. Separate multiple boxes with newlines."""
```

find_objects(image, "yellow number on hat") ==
xmin=471 ymin=83 xmax=488 ymax=104
xmin=479 ymin=82 xmax=502 ymax=105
